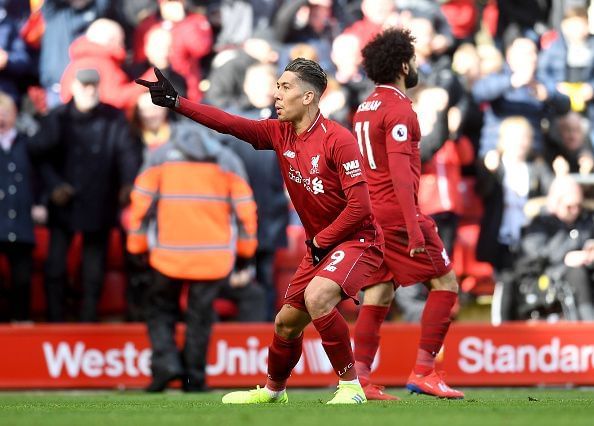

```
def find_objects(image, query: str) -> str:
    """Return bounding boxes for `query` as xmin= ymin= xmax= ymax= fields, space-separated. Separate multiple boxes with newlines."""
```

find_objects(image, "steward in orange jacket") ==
xmin=127 ymin=120 xmax=258 ymax=280
xmin=126 ymin=119 xmax=258 ymax=392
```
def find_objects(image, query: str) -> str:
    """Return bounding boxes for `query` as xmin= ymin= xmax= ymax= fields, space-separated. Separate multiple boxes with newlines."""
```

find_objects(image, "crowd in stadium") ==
xmin=0 ymin=0 xmax=593 ymax=327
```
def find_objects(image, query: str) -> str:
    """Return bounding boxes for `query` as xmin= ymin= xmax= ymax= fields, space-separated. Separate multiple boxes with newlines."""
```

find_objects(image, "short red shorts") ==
xmin=366 ymin=218 xmax=452 ymax=288
xmin=284 ymin=231 xmax=384 ymax=312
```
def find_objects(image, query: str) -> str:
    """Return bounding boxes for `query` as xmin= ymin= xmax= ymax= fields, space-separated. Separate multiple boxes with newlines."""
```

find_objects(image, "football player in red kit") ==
xmin=136 ymin=59 xmax=384 ymax=404
xmin=352 ymin=28 xmax=464 ymax=399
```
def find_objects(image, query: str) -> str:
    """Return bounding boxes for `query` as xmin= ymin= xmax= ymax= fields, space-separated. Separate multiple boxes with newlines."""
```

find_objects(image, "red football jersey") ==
xmin=255 ymin=112 xmax=374 ymax=240
xmin=352 ymin=84 xmax=424 ymax=228
xmin=177 ymin=97 xmax=376 ymax=241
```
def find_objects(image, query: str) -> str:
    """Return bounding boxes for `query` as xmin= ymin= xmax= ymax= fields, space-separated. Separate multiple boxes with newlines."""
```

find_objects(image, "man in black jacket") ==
xmin=29 ymin=68 xmax=139 ymax=322
xmin=0 ymin=92 xmax=36 ymax=321
xmin=514 ymin=175 xmax=594 ymax=321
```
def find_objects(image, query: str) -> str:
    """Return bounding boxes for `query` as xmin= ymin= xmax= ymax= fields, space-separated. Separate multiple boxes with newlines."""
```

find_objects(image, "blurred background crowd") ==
xmin=0 ymin=0 xmax=593 ymax=327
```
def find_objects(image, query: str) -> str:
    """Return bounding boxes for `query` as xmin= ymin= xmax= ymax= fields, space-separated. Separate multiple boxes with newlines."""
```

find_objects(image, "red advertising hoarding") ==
xmin=1 ymin=322 xmax=593 ymax=389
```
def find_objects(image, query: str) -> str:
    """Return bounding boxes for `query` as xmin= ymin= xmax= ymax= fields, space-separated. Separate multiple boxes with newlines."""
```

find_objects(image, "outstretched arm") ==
xmin=136 ymin=68 xmax=274 ymax=149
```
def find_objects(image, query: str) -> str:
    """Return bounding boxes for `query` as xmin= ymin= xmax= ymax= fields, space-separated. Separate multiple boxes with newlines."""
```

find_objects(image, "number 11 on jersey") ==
xmin=354 ymin=121 xmax=377 ymax=170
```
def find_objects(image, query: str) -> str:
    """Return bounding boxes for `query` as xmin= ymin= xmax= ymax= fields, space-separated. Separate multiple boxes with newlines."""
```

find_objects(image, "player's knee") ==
xmin=304 ymin=284 xmax=338 ymax=318
xmin=274 ymin=314 xmax=301 ymax=339
xmin=363 ymin=282 xmax=394 ymax=306
xmin=430 ymin=271 xmax=459 ymax=293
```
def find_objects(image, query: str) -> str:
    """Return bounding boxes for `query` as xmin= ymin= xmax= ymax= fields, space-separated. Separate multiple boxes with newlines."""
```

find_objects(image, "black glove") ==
xmin=135 ymin=67 xmax=179 ymax=108
xmin=234 ymin=256 xmax=255 ymax=271
xmin=305 ymin=239 xmax=332 ymax=266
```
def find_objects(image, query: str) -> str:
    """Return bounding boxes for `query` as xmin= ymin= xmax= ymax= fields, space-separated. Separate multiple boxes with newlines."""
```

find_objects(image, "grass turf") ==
xmin=1 ymin=388 xmax=593 ymax=426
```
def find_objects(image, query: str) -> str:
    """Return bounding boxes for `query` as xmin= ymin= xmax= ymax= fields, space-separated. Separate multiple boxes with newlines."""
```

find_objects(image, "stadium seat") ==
xmin=453 ymin=223 xmax=495 ymax=296
xmin=457 ymin=177 xmax=484 ymax=225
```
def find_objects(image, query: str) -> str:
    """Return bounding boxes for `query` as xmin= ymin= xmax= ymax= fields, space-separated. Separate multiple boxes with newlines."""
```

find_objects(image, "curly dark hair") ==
xmin=284 ymin=57 xmax=328 ymax=97
xmin=362 ymin=28 xmax=416 ymax=85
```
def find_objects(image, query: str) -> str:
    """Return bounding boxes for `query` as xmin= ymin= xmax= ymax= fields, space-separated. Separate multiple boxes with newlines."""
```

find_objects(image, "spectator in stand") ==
xmin=449 ymin=43 xmax=484 ymax=160
xmin=408 ymin=15 xmax=462 ymax=105
xmin=472 ymin=37 xmax=571 ymax=157
xmin=211 ymin=0 xmax=279 ymax=51
xmin=328 ymin=33 xmax=374 ymax=122
xmin=439 ymin=0 xmax=480 ymax=47
xmin=60 ymin=19 xmax=150 ymax=112
xmin=475 ymin=116 xmax=554 ymax=325
xmin=0 ymin=92 xmax=36 ymax=321
xmin=40 ymin=0 xmax=110 ymax=109
xmin=538 ymin=7 xmax=594 ymax=143
xmin=108 ymin=0 xmax=158 ymax=48
xmin=0 ymin=0 xmax=34 ymax=104
xmin=395 ymin=0 xmax=455 ymax=55
xmin=546 ymin=111 xmax=594 ymax=176
xmin=28 ymin=68 xmax=139 ymax=322
xmin=204 ymin=34 xmax=279 ymax=109
xmin=547 ymin=0 xmax=593 ymax=31
xmin=477 ymin=43 xmax=504 ymax=77
xmin=129 ymin=26 xmax=187 ymax=101
xmin=271 ymin=0 xmax=339 ymax=71
xmin=218 ymin=62 xmax=289 ymax=321
xmin=341 ymin=0 xmax=398 ymax=53
xmin=495 ymin=0 xmax=551 ymax=48
xmin=511 ymin=175 xmax=594 ymax=321
xmin=131 ymin=92 xmax=174 ymax=157
xmin=133 ymin=0 xmax=213 ymax=102
xmin=127 ymin=119 xmax=257 ymax=392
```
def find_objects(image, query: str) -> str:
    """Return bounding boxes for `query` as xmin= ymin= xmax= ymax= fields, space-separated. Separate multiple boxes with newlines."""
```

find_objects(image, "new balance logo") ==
xmin=342 ymin=160 xmax=360 ymax=171
xmin=283 ymin=150 xmax=296 ymax=158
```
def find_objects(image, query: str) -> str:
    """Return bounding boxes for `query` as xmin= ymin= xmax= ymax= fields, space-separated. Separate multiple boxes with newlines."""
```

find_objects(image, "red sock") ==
xmin=312 ymin=308 xmax=356 ymax=380
xmin=414 ymin=290 xmax=457 ymax=376
xmin=265 ymin=332 xmax=303 ymax=391
xmin=354 ymin=305 xmax=389 ymax=386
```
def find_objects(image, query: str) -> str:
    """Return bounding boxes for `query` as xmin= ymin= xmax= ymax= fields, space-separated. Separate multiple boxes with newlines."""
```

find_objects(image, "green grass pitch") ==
xmin=1 ymin=388 xmax=593 ymax=426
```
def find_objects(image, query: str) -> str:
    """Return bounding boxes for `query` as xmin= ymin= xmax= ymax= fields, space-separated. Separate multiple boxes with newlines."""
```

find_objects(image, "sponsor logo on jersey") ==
xmin=288 ymin=166 xmax=324 ymax=195
xmin=283 ymin=150 xmax=296 ymax=158
xmin=310 ymin=154 xmax=320 ymax=174
xmin=342 ymin=160 xmax=359 ymax=171
xmin=391 ymin=124 xmax=408 ymax=142
xmin=288 ymin=165 xmax=302 ymax=183
xmin=312 ymin=177 xmax=324 ymax=194
xmin=357 ymin=100 xmax=382 ymax=112
xmin=342 ymin=159 xmax=362 ymax=177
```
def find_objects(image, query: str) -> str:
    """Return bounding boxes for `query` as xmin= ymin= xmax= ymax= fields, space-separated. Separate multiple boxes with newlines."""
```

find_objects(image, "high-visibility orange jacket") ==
xmin=127 ymin=121 xmax=257 ymax=280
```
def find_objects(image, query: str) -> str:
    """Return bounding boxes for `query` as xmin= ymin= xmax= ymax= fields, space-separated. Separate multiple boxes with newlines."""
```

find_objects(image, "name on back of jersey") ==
xmin=357 ymin=100 xmax=382 ymax=112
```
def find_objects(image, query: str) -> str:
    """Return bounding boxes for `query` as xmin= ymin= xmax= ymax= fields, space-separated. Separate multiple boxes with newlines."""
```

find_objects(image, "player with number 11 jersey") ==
xmin=351 ymin=28 xmax=464 ymax=400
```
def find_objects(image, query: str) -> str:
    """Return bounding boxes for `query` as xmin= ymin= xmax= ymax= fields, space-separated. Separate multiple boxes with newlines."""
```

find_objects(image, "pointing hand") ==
xmin=135 ymin=67 xmax=179 ymax=108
